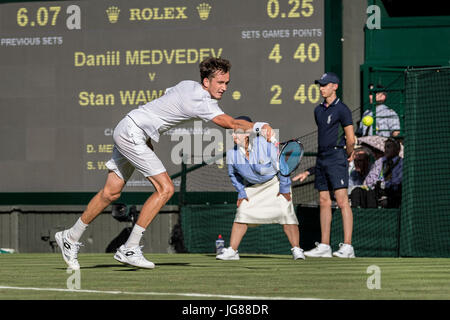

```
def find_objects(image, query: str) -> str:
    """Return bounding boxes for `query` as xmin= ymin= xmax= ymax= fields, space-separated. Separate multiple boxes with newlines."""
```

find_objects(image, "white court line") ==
xmin=0 ymin=285 xmax=323 ymax=300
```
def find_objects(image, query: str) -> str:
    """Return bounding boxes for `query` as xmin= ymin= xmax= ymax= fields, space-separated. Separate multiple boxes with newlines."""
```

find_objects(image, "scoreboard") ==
xmin=0 ymin=0 xmax=324 ymax=192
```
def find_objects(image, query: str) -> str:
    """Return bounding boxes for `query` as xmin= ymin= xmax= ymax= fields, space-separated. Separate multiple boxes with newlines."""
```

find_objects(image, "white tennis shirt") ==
xmin=127 ymin=80 xmax=224 ymax=142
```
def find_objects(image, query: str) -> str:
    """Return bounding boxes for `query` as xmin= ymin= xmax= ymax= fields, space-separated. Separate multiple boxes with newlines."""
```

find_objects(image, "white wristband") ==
xmin=253 ymin=122 xmax=268 ymax=134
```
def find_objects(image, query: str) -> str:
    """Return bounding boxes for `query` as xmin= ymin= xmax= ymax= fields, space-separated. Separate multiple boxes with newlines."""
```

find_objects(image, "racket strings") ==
xmin=279 ymin=141 xmax=304 ymax=176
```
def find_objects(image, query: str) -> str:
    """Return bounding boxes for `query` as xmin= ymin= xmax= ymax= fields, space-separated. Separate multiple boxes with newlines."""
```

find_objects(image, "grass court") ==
xmin=1 ymin=253 xmax=449 ymax=300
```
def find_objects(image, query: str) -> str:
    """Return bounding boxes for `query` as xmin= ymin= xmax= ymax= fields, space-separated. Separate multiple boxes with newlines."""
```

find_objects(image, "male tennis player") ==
xmin=217 ymin=116 xmax=305 ymax=261
xmin=55 ymin=57 xmax=275 ymax=269
xmin=293 ymin=72 xmax=356 ymax=258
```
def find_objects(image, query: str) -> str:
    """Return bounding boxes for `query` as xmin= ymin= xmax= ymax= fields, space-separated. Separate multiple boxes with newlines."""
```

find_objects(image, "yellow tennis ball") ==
xmin=362 ymin=115 xmax=374 ymax=126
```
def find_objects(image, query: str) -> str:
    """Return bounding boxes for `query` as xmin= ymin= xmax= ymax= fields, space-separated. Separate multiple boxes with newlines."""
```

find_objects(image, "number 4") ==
xmin=294 ymin=43 xmax=307 ymax=62
xmin=269 ymin=44 xmax=282 ymax=63
xmin=294 ymin=84 xmax=307 ymax=104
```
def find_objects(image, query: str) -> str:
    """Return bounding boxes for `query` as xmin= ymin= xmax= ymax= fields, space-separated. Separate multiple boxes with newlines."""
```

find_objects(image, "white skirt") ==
xmin=234 ymin=176 xmax=299 ymax=225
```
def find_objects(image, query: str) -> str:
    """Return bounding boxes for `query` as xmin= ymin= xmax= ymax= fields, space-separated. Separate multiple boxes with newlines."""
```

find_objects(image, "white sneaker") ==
xmin=55 ymin=230 xmax=83 ymax=270
xmin=216 ymin=247 xmax=240 ymax=260
xmin=114 ymin=245 xmax=155 ymax=269
xmin=304 ymin=242 xmax=332 ymax=258
xmin=291 ymin=247 xmax=305 ymax=260
xmin=333 ymin=243 xmax=356 ymax=258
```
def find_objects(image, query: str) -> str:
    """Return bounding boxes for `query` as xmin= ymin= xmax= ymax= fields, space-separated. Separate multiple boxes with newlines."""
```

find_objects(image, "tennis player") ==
xmin=55 ymin=57 xmax=275 ymax=269
xmin=216 ymin=116 xmax=305 ymax=261
xmin=292 ymin=72 xmax=356 ymax=258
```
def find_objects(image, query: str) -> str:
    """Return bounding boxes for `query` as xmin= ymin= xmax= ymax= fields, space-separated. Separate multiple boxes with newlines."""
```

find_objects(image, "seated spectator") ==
xmin=363 ymin=137 xmax=403 ymax=208
xmin=356 ymin=84 xmax=401 ymax=138
xmin=348 ymin=147 xmax=377 ymax=208
xmin=360 ymin=141 xmax=385 ymax=161
xmin=348 ymin=147 xmax=374 ymax=193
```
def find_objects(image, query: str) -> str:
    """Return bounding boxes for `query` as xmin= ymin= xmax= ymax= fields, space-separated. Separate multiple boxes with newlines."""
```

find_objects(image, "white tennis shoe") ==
xmin=114 ymin=245 xmax=155 ymax=269
xmin=291 ymin=247 xmax=306 ymax=260
xmin=55 ymin=230 xmax=83 ymax=270
xmin=216 ymin=247 xmax=240 ymax=260
xmin=333 ymin=243 xmax=356 ymax=258
xmin=304 ymin=242 xmax=332 ymax=258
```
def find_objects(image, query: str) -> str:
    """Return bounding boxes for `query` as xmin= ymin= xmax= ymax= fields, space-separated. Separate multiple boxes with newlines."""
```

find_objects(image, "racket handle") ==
xmin=270 ymin=136 xmax=278 ymax=145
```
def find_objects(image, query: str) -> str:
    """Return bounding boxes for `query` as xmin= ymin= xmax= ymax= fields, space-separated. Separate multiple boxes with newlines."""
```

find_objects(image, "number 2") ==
xmin=270 ymin=85 xmax=282 ymax=104
xmin=288 ymin=0 xmax=300 ymax=18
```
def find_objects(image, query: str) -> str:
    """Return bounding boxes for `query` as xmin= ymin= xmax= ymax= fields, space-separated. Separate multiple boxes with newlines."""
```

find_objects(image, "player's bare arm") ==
xmin=212 ymin=114 xmax=274 ymax=141
xmin=212 ymin=113 xmax=252 ymax=130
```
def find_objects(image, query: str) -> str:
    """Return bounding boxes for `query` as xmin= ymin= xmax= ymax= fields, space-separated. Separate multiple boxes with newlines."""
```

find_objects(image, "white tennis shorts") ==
xmin=105 ymin=116 xmax=166 ymax=181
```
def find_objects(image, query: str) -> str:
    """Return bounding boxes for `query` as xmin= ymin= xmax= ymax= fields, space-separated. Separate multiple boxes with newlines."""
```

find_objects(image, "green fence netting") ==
xmin=331 ymin=208 xmax=400 ymax=257
xmin=180 ymin=204 xmax=401 ymax=257
xmin=400 ymin=67 xmax=450 ymax=257
xmin=180 ymin=204 xmax=293 ymax=255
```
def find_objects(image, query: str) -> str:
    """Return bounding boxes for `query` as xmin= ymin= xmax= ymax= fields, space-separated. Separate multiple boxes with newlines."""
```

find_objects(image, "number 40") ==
xmin=294 ymin=84 xmax=320 ymax=104
xmin=269 ymin=43 xmax=320 ymax=63
xmin=269 ymin=84 xmax=320 ymax=105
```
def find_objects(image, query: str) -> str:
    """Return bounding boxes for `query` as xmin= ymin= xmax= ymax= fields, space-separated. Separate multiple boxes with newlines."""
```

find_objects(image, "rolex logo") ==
xmin=106 ymin=6 xmax=120 ymax=23
xmin=197 ymin=3 xmax=211 ymax=20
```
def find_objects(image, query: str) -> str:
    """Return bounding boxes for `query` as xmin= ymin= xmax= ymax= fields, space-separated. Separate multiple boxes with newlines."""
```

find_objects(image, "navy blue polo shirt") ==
xmin=314 ymin=98 xmax=353 ymax=154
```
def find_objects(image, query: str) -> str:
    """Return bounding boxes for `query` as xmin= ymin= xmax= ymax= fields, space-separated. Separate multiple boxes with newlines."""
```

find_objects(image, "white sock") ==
xmin=124 ymin=224 xmax=146 ymax=248
xmin=67 ymin=218 xmax=88 ymax=243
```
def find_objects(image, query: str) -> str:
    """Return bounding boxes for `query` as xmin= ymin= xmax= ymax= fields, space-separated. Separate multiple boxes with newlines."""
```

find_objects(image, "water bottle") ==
xmin=215 ymin=234 xmax=225 ymax=254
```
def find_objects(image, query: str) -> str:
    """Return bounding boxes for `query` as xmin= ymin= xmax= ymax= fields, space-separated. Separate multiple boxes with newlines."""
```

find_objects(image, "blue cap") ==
xmin=235 ymin=115 xmax=252 ymax=122
xmin=315 ymin=72 xmax=340 ymax=85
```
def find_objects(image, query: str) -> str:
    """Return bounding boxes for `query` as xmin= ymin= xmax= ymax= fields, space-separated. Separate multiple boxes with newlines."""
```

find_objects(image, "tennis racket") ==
xmin=271 ymin=137 xmax=305 ymax=177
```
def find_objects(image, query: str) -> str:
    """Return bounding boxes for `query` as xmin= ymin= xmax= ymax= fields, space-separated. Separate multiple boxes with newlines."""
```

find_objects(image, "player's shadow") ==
xmin=56 ymin=262 xmax=192 ymax=272
xmin=239 ymin=255 xmax=286 ymax=259
xmin=84 ymin=262 xmax=192 ymax=270
xmin=55 ymin=265 xmax=138 ymax=271
xmin=203 ymin=254 xmax=283 ymax=259
xmin=82 ymin=264 xmax=139 ymax=271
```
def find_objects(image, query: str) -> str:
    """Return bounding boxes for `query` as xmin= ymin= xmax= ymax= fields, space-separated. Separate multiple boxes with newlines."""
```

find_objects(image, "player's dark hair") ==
xmin=199 ymin=57 xmax=231 ymax=83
